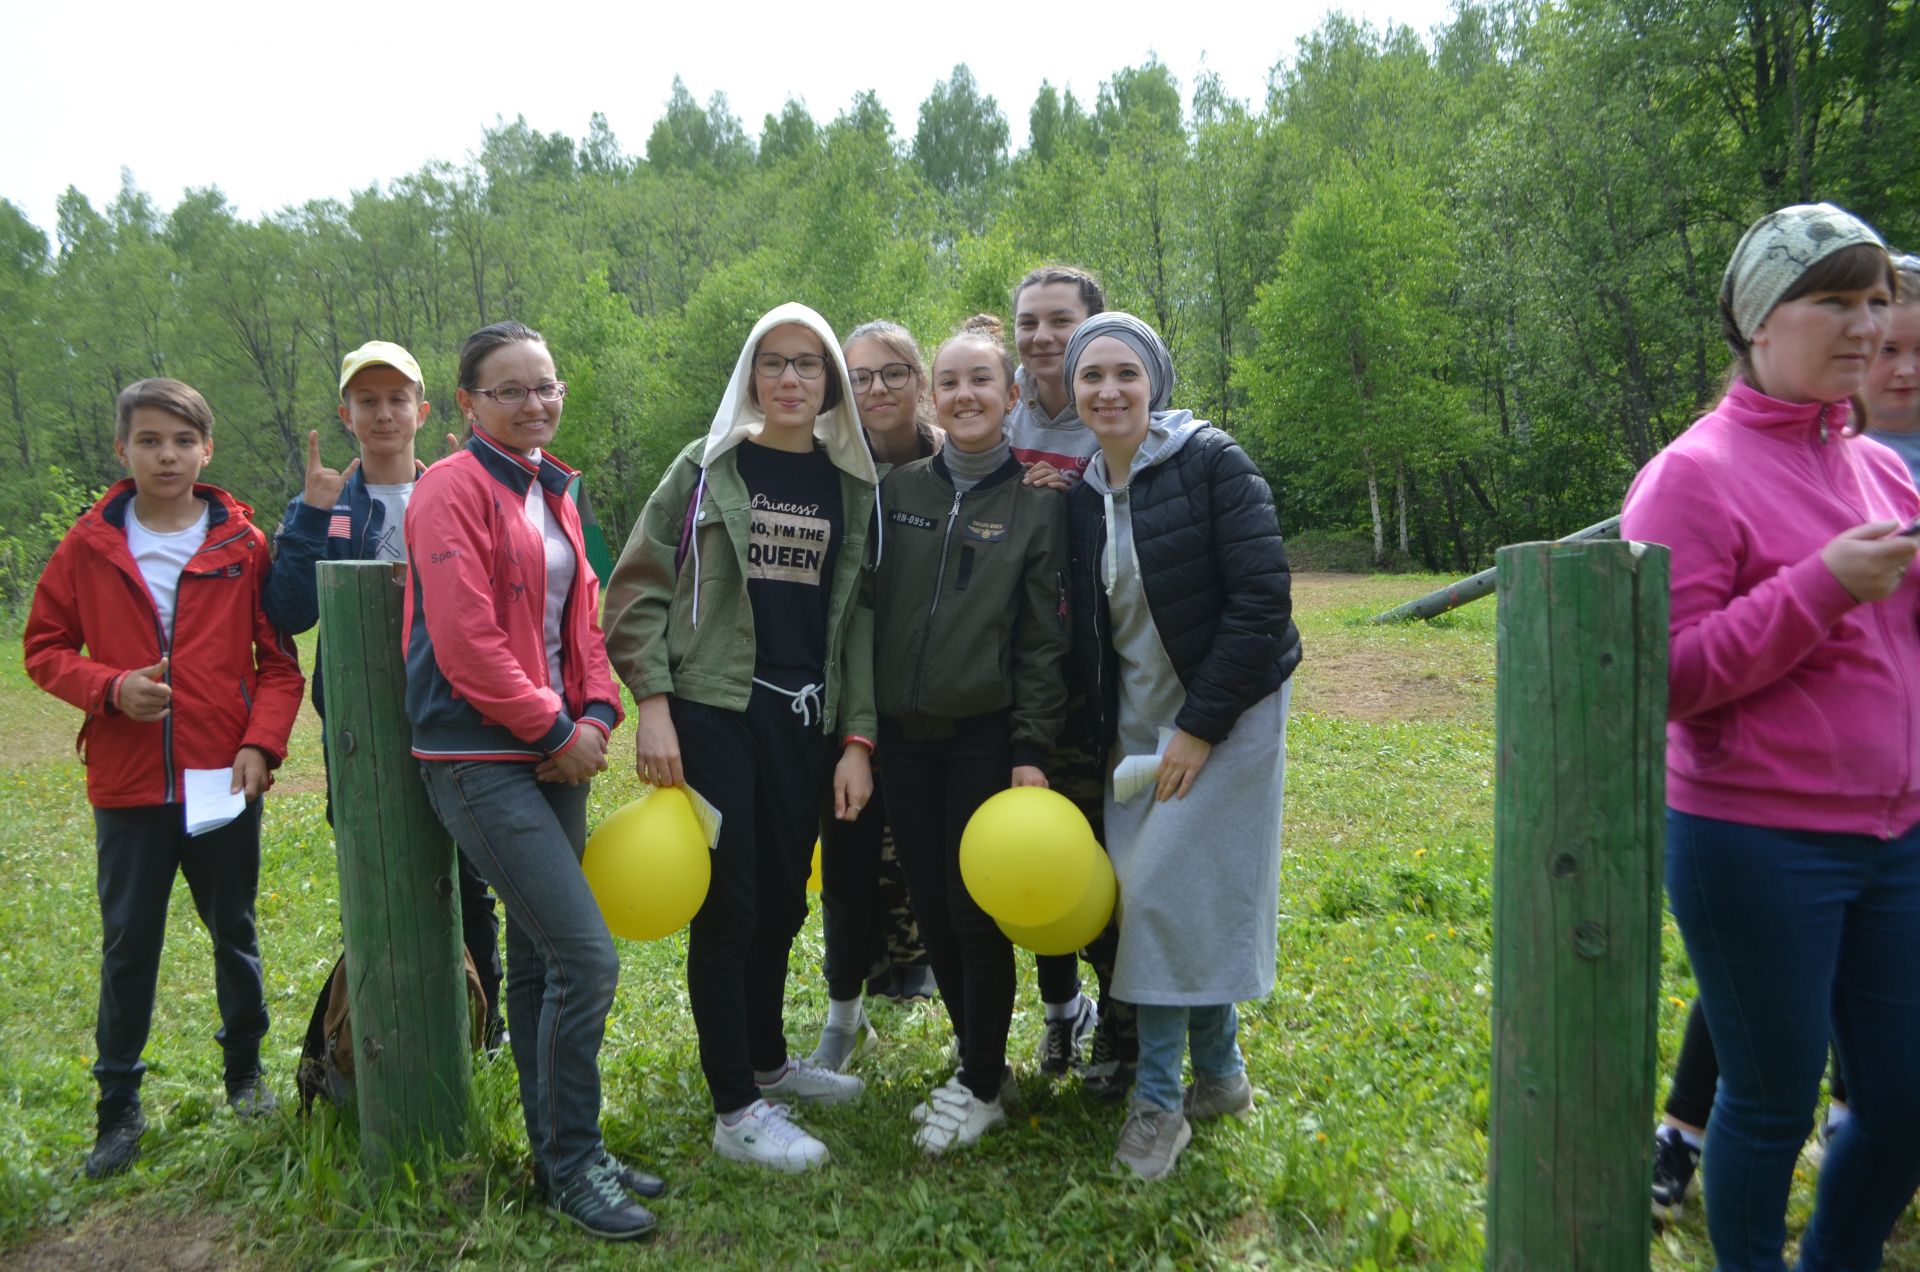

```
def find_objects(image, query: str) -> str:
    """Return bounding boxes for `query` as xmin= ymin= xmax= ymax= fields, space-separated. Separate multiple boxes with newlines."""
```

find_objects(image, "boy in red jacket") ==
xmin=23 ymin=378 xmax=304 ymax=1178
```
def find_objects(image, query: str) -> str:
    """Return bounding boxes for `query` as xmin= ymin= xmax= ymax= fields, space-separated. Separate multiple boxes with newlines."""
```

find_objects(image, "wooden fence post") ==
xmin=317 ymin=561 xmax=470 ymax=1177
xmin=1487 ymin=539 xmax=1668 ymax=1270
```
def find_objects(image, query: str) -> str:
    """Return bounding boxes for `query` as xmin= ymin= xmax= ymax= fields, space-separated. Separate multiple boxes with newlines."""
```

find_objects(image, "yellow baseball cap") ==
xmin=338 ymin=340 xmax=425 ymax=396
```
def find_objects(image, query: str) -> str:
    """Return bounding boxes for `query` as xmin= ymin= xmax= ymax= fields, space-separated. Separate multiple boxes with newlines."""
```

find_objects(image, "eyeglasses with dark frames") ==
xmin=754 ymin=353 xmax=828 ymax=381
xmin=849 ymin=363 xmax=915 ymax=392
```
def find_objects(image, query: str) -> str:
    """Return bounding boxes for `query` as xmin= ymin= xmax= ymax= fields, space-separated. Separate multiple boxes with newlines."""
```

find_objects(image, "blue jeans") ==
xmin=1131 ymin=1003 xmax=1243 ymax=1112
xmin=1666 ymin=809 xmax=1920 ymax=1272
xmin=420 ymin=761 xmax=610 ymax=1181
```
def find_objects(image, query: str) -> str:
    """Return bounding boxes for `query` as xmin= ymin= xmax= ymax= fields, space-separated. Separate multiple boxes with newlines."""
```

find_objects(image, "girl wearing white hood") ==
xmin=1062 ymin=312 xmax=1302 ymax=1181
xmin=604 ymin=303 xmax=879 ymax=1173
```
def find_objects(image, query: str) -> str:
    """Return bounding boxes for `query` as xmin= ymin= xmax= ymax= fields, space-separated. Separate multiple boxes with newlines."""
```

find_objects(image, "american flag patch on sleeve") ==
xmin=328 ymin=514 xmax=352 ymax=538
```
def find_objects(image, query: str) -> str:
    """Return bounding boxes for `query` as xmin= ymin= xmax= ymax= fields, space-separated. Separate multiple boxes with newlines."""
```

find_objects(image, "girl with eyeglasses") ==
xmin=1621 ymin=205 xmax=1920 ymax=1270
xmin=406 ymin=321 xmax=657 ymax=1239
xmin=604 ymin=303 xmax=879 ymax=1173
xmin=870 ymin=314 xmax=1070 ymax=1154
xmin=806 ymin=321 xmax=941 ymax=1074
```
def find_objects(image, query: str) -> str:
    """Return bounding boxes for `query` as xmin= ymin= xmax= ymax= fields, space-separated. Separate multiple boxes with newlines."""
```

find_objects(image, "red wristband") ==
xmin=843 ymin=734 xmax=875 ymax=754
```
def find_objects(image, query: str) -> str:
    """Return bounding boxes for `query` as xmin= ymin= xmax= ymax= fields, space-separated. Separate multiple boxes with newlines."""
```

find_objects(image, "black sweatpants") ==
xmin=881 ymin=714 xmax=1016 ymax=1103
xmin=675 ymin=687 xmax=832 ymax=1114
xmin=92 ymin=799 xmax=267 ymax=1121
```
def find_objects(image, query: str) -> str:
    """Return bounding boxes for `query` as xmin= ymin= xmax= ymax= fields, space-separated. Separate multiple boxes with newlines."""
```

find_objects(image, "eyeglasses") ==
xmin=754 ymin=353 xmax=827 ymax=381
xmin=849 ymin=363 xmax=915 ymax=392
xmin=473 ymin=381 xmax=568 ymax=405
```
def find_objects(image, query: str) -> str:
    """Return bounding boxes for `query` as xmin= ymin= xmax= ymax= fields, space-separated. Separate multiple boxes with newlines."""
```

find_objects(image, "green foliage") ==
xmin=1 ymin=4 xmax=1916 ymax=575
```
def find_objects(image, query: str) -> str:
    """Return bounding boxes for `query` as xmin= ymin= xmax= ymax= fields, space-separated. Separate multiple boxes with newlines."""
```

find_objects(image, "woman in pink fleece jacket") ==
xmin=1622 ymin=204 xmax=1920 ymax=1272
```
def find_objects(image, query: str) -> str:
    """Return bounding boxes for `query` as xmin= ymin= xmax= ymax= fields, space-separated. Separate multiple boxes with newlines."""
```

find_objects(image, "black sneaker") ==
xmin=226 ymin=1072 xmax=279 ymax=1119
xmin=892 ymin=965 xmax=937 ymax=1001
xmin=85 ymin=1110 xmax=148 ymax=1179
xmin=547 ymin=1159 xmax=657 ymax=1240
xmin=604 ymin=1153 xmax=666 ymax=1199
xmin=1079 ymin=1015 xmax=1136 ymax=1102
xmin=1651 ymin=1125 xmax=1701 ymax=1222
xmin=1036 ymin=996 xmax=1098 ymax=1076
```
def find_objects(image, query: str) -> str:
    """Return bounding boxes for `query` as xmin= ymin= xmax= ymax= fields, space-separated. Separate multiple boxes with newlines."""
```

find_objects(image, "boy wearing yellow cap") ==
xmin=264 ymin=343 xmax=504 ymax=1043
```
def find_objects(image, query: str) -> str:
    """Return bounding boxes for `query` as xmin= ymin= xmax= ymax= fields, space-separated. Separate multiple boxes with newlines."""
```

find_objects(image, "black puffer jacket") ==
xmin=1067 ymin=424 xmax=1301 ymax=749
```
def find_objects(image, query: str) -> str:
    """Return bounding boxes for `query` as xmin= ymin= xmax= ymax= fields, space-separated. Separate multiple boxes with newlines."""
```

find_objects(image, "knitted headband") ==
xmin=1722 ymin=203 xmax=1886 ymax=340
xmin=1063 ymin=312 xmax=1175 ymax=413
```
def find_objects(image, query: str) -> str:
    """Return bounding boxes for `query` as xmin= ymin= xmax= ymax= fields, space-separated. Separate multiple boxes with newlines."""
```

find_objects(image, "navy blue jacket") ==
xmin=264 ymin=462 xmax=424 ymax=714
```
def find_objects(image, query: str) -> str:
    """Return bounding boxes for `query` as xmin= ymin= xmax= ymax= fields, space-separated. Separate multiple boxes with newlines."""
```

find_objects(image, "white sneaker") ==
xmin=910 ymin=1073 xmax=968 ymax=1125
xmin=713 ymin=1099 xmax=829 ymax=1173
xmin=912 ymin=1075 xmax=1016 ymax=1156
xmin=756 ymin=1057 xmax=865 ymax=1106
xmin=807 ymin=1008 xmax=879 ymax=1074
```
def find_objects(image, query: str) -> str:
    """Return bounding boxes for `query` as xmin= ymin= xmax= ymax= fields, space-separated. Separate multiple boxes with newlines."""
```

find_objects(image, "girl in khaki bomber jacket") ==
xmin=871 ymin=316 xmax=1071 ymax=1156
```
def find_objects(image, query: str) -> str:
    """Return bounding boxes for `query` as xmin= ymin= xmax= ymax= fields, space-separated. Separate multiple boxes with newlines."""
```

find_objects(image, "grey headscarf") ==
xmin=1722 ymin=203 xmax=1886 ymax=341
xmin=1063 ymin=312 xmax=1175 ymax=412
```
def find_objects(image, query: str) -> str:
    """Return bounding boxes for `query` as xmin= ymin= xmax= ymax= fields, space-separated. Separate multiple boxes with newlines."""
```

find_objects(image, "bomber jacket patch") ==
xmin=890 ymin=510 xmax=936 ymax=530
xmin=962 ymin=518 xmax=1008 ymax=543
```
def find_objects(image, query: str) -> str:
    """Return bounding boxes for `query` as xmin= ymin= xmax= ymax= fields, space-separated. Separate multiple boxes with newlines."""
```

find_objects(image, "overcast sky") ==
xmin=1 ymin=0 xmax=1457 ymax=239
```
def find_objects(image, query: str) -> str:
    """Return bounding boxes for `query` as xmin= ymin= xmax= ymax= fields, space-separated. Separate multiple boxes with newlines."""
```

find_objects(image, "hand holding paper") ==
xmin=1112 ymin=728 xmax=1176 ymax=804
xmin=185 ymin=767 xmax=247 ymax=836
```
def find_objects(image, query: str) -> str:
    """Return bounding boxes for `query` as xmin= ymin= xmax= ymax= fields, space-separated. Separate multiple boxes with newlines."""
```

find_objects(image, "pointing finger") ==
xmin=307 ymin=430 xmax=322 ymax=472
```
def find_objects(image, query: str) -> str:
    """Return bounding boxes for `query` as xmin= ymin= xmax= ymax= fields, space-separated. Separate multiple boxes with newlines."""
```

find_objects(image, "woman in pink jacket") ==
xmin=1622 ymin=204 xmax=1920 ymax=1272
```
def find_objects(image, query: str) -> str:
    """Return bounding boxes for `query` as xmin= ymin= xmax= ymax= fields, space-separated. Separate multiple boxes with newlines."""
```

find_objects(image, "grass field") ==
xmin=0 ymin=573 xmax=1911 ymax=1269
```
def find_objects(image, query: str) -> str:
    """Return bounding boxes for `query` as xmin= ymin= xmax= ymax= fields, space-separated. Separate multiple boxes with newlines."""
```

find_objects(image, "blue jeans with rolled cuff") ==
xmin=420 ymin=760 xmax=609 ymax=1183
xmin=1130 ymin=1002 xmax=1243 ymax=1113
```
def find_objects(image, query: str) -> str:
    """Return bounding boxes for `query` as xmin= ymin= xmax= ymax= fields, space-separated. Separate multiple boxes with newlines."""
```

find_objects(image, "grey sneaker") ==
xmin=1113 ymin=1101 xmax=1192 ymax=1181
xmin=756 ymin=1057 xmax=865 ymax=1106
xmin=546 ymin=1159 xmax=657 ymax=1240
xmin=807 ymin=1007 xmax=879 ymax=1074
xmin=1183 ymin=1072 xmax=1254 ymax=1121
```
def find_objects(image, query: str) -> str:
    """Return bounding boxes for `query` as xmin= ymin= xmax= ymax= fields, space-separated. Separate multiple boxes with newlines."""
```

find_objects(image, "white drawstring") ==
xmin=1102 ymin=488 xmax=1119 ymax=597
xmin=753 ymin=678 xmax=824 ymax=727
xmin=690 ymin=469 xmax=709 ymax=628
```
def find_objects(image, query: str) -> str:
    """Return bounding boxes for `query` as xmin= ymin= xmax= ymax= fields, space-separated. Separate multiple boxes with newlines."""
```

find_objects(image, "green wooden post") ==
xmin=1487 ymin=539 xmax=1668 ymax=1270
xmin=317 ymin=561 xmax=470 ymax=1177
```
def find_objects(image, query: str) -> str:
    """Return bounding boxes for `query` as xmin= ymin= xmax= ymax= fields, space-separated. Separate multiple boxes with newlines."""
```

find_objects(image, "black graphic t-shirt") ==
xmin=735 ymin=439 xmax=843 ymax=684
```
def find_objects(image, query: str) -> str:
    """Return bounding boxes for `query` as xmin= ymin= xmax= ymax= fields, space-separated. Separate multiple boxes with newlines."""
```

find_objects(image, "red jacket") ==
xmin=403 ymin=430 xmax=623 ymax=760
xmin=23 ymin=481 xmax=305 ymax=809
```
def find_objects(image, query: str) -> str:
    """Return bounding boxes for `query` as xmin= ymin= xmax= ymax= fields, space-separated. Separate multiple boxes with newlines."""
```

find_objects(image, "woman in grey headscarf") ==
xmin=1060 ymin=312 xmax=1302 ymax=1180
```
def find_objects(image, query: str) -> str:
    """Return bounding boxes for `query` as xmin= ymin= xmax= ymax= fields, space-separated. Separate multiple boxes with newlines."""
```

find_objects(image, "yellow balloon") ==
xmin=959 ymin=787 xmax=1098 ymax=927
xmin=807 ymin=838 xmax=823 ymax=893
xmin=997 ymin=849 xmax=1116 ymax=956
xmin=581 ymin=786 xmax=711 ymax=941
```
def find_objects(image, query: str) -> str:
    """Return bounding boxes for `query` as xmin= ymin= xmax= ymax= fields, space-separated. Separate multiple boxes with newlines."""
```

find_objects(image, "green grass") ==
xmin=1 ymin=576 xmax=1913 ymax=1268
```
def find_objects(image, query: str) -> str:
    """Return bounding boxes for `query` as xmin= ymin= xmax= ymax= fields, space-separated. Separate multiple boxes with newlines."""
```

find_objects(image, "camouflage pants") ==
xmin=818 ymin=767 xmax=928 ymax=1001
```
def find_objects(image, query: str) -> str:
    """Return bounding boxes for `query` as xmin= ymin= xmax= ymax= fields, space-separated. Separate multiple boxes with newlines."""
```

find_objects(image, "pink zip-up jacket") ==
xmin=1621 ymin=379 xmax=1920 ymax=838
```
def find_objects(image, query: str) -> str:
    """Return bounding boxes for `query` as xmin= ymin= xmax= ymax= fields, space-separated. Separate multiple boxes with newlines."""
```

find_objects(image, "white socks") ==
xmin=826 ymin=997 xmax=864 ymax=1029
xmin=1044 ymin=993 xmax=1085 ymax=1022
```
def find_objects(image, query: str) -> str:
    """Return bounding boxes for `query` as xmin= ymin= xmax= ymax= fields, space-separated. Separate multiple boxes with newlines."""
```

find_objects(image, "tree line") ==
xmin=0 ymin=0 xmax=1914 ymax=607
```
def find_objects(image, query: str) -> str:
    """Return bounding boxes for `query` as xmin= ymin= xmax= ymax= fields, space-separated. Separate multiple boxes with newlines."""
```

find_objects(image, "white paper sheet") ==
xmin=183 ymin=767 xmax=246 ymax=836
xmin=685 ymin=785 xmax=723 ymax=850
xmin=1111 ymin=728 xmax=1177 ymax=804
